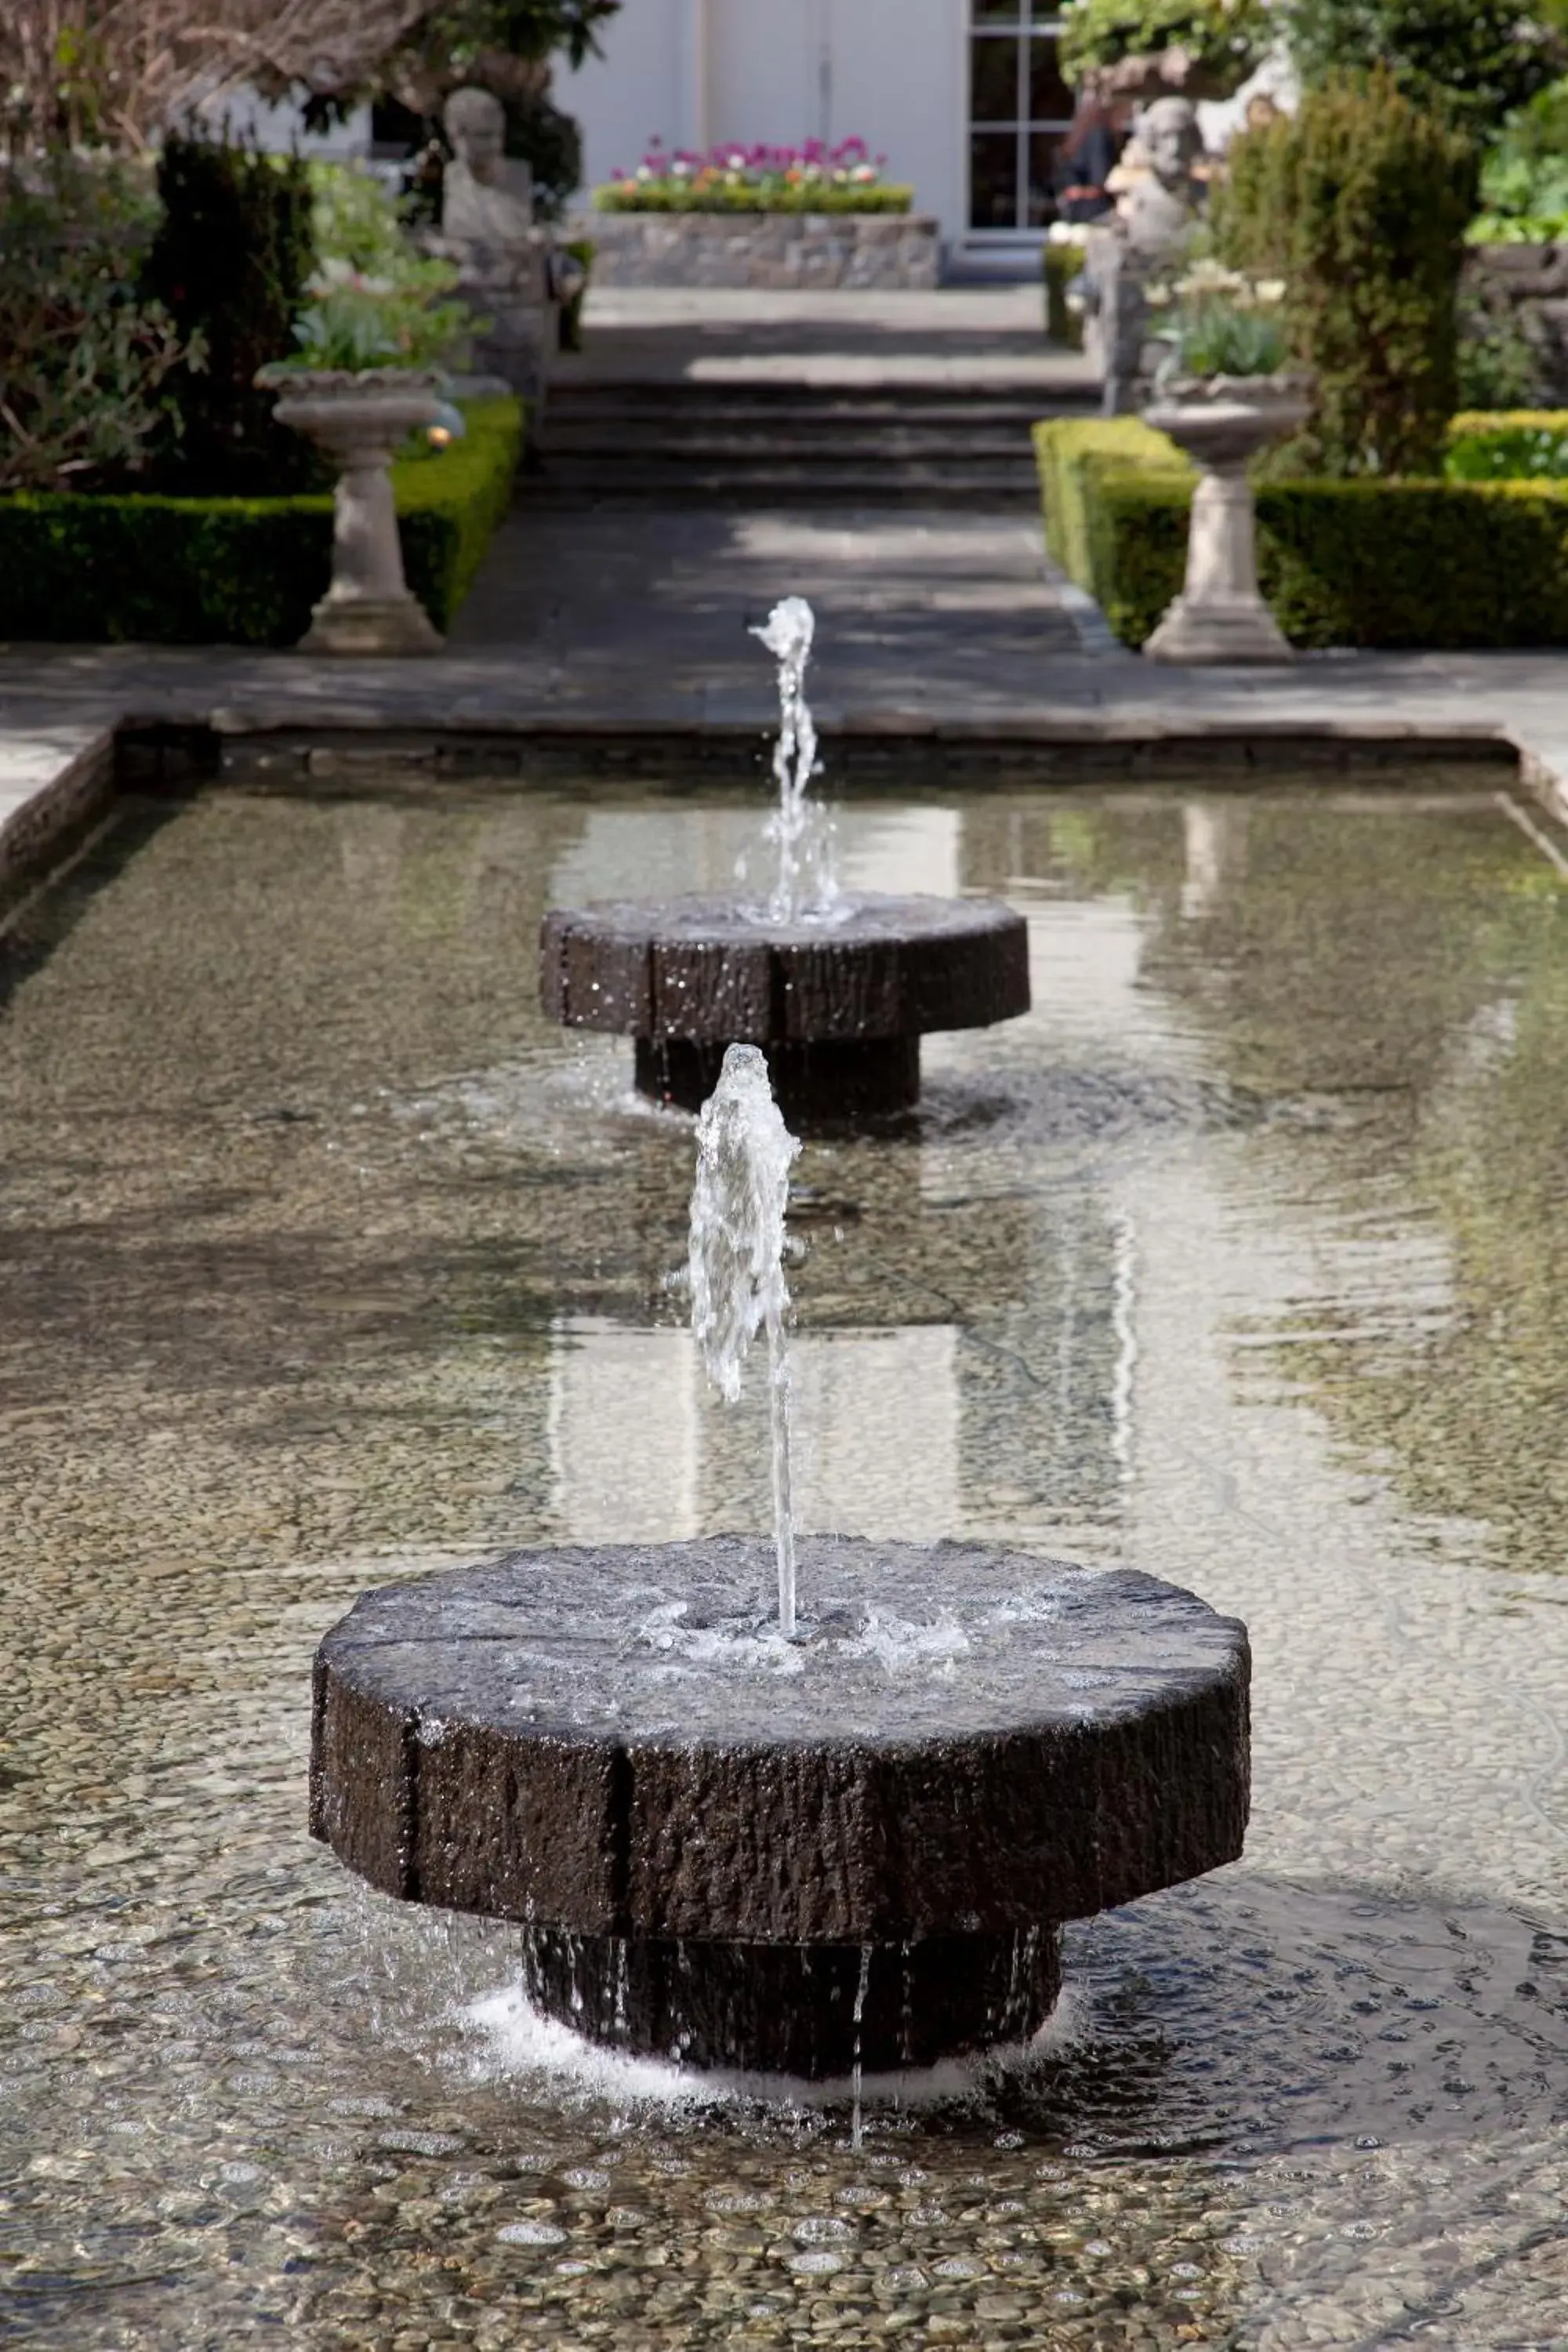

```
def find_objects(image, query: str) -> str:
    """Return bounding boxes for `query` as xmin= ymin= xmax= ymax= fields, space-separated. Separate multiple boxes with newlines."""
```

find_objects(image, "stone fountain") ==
xmin=538 ymin=600 xmax=1032 ymax=1126
xmin=310 ymin=1049 xmax=1250 ymax=2082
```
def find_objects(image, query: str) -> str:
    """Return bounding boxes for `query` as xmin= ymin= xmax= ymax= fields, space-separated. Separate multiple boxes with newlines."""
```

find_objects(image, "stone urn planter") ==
xmin=1142 ymin=372 xmax=1313 ymax=666
xmin=256 ymin=367 xmax=445 ymax=656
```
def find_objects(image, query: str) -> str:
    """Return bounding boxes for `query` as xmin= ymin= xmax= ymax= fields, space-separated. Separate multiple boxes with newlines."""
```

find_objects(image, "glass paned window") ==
xmin=968 ymin=6 xmax=1072 ymax=234
xmin=970 ymin=34 xmax=1021 ymax=123
xmin=969 ymin=132 xmax=1022 ymax=229
xmin=1027 ymin=131 xmax=1065 ymax=225
xmin=1028 ymin=35 xmax=1073 ymax=122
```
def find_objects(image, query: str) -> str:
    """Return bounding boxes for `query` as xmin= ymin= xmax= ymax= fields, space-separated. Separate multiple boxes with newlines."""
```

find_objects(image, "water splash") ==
xmin=688 ymin=1044 xmax=803 ymax=1635
xmin=751 ymin=594 xmax=836 ymax=922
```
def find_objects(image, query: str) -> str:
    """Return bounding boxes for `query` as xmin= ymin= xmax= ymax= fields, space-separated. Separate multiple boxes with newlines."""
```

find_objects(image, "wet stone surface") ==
xmin=311 ymin=1538 xmax=1249 ymax=1938
xmin=541 ymin=891 xmax=1030 ymax=1121
xmin=514 ymin=1920 xmax=1064 ymax=2077
xmin=2 ymin=766 xmax=1567 ymax=2347
xmin=310 ymin=1538 xmax=1247 ymax=2071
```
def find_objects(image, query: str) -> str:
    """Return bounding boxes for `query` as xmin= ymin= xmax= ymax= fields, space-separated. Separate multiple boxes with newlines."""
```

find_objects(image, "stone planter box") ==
xmin=583 ymin=209 xmax=940 ymax=291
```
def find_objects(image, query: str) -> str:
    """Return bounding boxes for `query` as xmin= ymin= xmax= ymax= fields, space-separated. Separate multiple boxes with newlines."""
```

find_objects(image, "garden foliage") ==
xmin=307 ymin=0 xmax=622 ymax=219
xmin=143 ymin=136 xmax=316 ymax=492
xmin=1058 ymin=1 xmax=1269 ymax=94
xmin=1034 ymin=416 xmax=1568 ymax=650
xmin=292 ymin=165 xmax=471 ymax=372
xmin=1446 ymin=412 xmax=1568 ymax=482
xmin=1283 ymin=1 xmax=1566 ymax=138
xmin=1469 ymin=78 xmax=1568 ymax=243
xmin=0 ymin=397 xmax=522 ymax=645
xmin=1213 ymin=70 xmax=1475 ymax=477
xmin=595 ymin=140 xmax=910 ymax=215
xmin=0 ymin=153 xmax=194 ymax=494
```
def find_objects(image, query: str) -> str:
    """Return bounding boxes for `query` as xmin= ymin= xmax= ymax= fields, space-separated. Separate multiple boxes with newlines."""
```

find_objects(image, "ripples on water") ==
xmin=2 ymin=769 xmax=1566 ymax=2347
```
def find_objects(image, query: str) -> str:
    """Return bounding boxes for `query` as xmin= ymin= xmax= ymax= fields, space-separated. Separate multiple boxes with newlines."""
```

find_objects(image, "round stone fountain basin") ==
xmin=311 ymin=1538 xmax=1250 ymax=2076
xmin=539 ymin=894 xmax=1031 ymax=1124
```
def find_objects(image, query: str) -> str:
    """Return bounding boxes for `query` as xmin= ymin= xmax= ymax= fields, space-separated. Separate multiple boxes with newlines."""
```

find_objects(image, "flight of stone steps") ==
xmin=530 ymin=377 xmax=1096 ymax=508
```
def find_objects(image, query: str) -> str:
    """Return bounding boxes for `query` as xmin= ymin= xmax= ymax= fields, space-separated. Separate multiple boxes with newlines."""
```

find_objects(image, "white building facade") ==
xmin=562 ymin=0 xmax=1076 ymax=270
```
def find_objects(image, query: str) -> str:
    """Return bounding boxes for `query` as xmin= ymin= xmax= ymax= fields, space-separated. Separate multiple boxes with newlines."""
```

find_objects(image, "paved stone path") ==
xmin=549 ymin=284 xmax=1099 ymax=391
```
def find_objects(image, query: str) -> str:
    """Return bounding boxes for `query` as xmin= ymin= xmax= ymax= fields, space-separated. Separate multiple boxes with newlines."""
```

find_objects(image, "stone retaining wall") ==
xmin=582 ymin=209 xmax=941 ymax=291
xmin=1465 ymin=244 xmax=1568 ymax=403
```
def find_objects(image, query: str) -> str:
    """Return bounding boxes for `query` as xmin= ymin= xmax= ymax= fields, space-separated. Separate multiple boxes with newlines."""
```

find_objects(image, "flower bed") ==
xmin=594 ymin=139 xmax=911 ymax=215
xmin=1035 ymin=414 xmax=1568 ymax=649
xmin=0 ymin=396 xmax=521 ymax=646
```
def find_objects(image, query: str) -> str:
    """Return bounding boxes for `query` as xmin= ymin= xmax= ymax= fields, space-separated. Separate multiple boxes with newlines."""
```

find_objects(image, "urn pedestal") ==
xmin=260 ymin=368 xmax=445 ymax=656
xmin=1142 ymin=374 xmax=1313 ymax=666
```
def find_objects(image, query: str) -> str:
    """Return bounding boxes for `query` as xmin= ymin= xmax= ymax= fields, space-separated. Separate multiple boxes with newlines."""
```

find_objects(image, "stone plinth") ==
xmin=583 ymin=210 xmax=940 ymax=291
xmin=310 ymin=1537 xmax=1251 ymax=2076
xmin=1143 ymin=375 xmax=1313 ymax=666
xmin=539 ymin=891 xmax=1030 ymax=1126
xmin=260 ymin=368 xmax=445 ymax=657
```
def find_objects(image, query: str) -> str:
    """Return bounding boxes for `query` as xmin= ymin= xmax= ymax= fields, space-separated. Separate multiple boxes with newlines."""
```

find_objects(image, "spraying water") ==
xmin=688 ymin=1044 xmax=802 ymax=1635
xmin=751 ymin=595 xmax=836 ymax=922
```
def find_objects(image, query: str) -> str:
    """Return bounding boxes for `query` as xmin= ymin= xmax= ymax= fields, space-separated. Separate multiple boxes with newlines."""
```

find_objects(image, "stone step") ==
xmin=550 ymin=384 xmax=1076 ymax=412
xmin=526 ymin=463 xmax=1041 ymax=507
xmin=542 ymin=427 xmax=1042 ymax=460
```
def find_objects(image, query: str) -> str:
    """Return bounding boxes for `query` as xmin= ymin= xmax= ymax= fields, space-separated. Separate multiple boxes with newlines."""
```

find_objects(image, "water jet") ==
xmin=311 ymin=1047 xmax=1250 ymax=2081
xmin=539 ymin=599 xmax=1031 ymax=1127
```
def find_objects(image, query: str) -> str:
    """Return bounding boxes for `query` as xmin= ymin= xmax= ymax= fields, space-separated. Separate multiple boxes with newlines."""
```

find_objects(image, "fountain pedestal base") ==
xmin=540 ymin=894 xmax=1030 ymax=1131
xmin=635 ymin=1033 xmax=921 ymax=1123
xmin=520 ymin=1922 xmax=1062 ymax=2078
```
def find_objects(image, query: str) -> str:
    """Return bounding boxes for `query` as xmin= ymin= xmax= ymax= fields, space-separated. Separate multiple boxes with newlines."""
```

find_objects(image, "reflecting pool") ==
xmin=2 ymin=764 xmax=1565 ymax=2348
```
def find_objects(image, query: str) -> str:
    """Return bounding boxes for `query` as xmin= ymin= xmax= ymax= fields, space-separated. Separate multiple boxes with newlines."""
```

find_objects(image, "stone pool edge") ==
xmin=6 ymin=674 xmax=1568 ymax=918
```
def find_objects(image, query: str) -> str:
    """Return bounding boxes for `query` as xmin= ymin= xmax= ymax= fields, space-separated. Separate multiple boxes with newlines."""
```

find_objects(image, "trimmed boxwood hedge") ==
xmin=1034 ymin=415 xmax=1568 ymax=650
xmin=0 ymin=395 xmax=523 ymax=647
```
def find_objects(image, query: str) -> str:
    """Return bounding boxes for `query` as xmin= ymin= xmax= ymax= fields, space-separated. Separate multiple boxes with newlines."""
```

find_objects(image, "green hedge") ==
xmin=1446 ymin=408 xmax=1568 ymax=481
xmin=1034 ymin=415 xmax=1568 ymax=649
xmin=0 ymin=395 xmax=522 ymax=647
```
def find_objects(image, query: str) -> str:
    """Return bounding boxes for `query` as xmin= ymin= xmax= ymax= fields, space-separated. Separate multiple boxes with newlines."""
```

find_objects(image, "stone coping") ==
xmin=6 ymin=649 xmax=1568 ymax=920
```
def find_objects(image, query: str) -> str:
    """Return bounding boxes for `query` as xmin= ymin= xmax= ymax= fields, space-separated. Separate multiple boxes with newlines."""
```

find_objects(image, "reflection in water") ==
xmin=548 ymin=1319 xmax=963 ymax=1543
xmin=2 ymin=768 xmax=1566 ymax=2349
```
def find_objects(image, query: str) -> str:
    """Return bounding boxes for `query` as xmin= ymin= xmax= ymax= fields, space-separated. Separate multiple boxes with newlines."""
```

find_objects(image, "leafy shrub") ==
xmin=1283 ymin=0 xmax=1566 ymax=139
xmin=0 ymin=154 xmax=194 ymax=493
xmin=595 ymin=181 xmax=913 ymax=216
xmin=1147 ymin=259 xmax=1289 ymax=380
xmin=0 ymin=396 xmax=522 ymax=644
xmin=143 ymin=135 xmax=316 ymax=493
xmin=1446 ymin=412 xmax=1568 ymax=481
xmin=558 ymin=237 xmax=593 ymax=351
xmin=1456 ymin=319 xmax=1544 ymax=412
xmin=1034 ymin=414 xmax=1568 ymax=648
xmin=1214 ymin=68 xmax=1475 ymax=477
xmin=1043 ymin=234 xmax=1087 ymax=347
xmin=1468 ymin=75 xmax=1568 ymax=242
xmin=1058 ymin=0 xmax=1270 ymax=94
xmin=501 ymin=92 xmax=584 ymax=223
xmin=284 ymin=164 xmax=473 ymax=372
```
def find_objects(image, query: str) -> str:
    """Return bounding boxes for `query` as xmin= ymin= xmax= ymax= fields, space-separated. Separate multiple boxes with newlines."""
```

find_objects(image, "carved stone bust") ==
xmin=1123 ymin=96 xmax=1204 ymax=260
xmin=441 ymin=85 xmax=535 ymax=258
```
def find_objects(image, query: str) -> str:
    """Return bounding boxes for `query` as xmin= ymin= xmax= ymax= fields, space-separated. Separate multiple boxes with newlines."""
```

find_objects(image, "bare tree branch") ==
xmin=2 ymin=0 xmax=432 ymax=150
